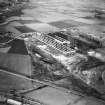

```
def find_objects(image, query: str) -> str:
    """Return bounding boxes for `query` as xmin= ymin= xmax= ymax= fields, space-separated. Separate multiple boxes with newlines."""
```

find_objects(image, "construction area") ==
xmin=1 ymin=0 xmax=105 ymax=105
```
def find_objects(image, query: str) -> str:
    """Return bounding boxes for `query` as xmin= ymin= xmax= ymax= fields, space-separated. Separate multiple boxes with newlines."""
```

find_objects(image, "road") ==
xmin=0 ymin=0 xmax=105 ymax=105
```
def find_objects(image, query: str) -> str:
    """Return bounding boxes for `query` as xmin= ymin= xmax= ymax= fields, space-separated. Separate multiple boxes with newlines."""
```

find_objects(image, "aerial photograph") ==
xmin=1 ymin=0 xmax=105 ymax=105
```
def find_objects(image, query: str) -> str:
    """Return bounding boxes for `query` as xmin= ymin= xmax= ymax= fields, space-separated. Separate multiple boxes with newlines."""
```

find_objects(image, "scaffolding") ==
xmin=19 ymin=32 xmax=74 ymax=55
